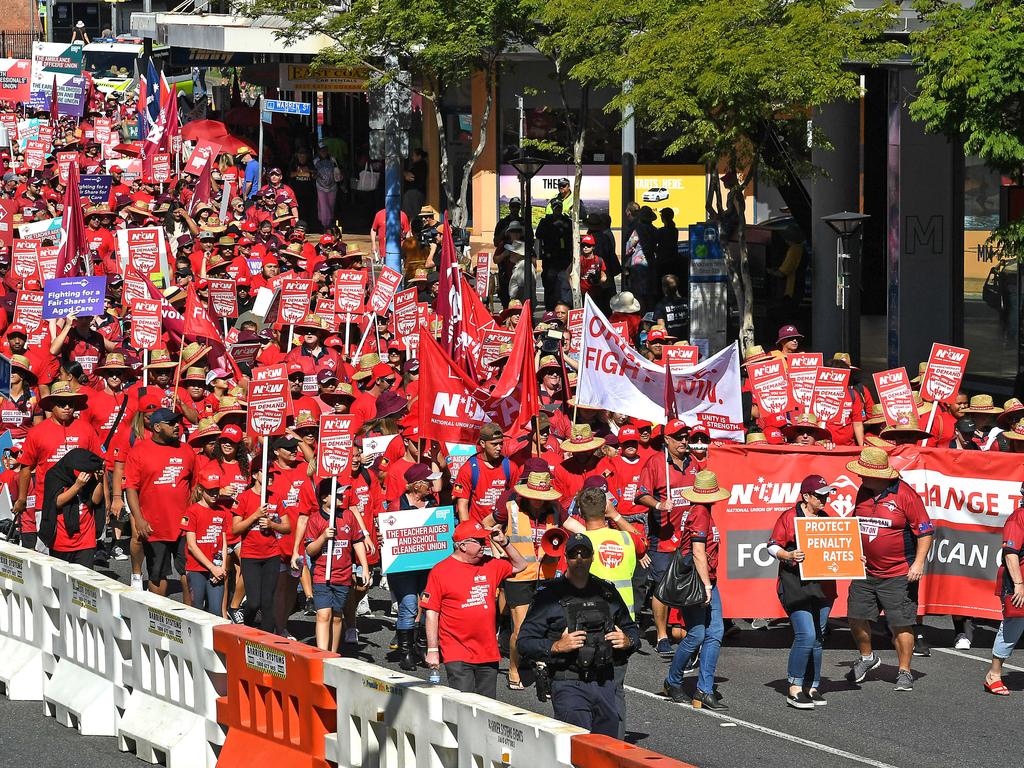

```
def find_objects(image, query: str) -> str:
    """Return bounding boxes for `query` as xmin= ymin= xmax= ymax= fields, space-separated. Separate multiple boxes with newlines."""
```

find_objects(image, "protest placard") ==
xmin=380 ymin=505 xmax=455 ymax=574
xmin=795 ymin=517 xmax=865 ymax=580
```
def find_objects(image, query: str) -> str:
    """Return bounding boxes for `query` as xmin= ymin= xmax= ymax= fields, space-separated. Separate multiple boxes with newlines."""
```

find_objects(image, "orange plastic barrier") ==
xmin=571 ymin=733 xmax=699 ymax=767
xmin=214 ymin=624 xmax=339 ymax=768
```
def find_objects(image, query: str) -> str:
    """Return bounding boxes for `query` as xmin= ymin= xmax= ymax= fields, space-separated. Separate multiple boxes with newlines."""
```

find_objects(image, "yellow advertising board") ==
xmin=608 ymin=164 xmax=706 ymax=229
xmin=279 ymin=64 xmax=369 ymax=93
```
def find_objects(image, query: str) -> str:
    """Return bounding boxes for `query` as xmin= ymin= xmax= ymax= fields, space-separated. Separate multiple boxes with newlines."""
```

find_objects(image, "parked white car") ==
xmin=642 ymin=187 xmax=669 ymax=202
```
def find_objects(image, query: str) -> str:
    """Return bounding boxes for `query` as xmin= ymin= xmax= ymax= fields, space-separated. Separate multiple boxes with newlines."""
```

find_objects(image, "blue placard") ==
xmin=43 ymin=276 xmax=107 ymax=319
xmin=79 ymin=174 xmax=113 ymax=205
xmin=380 ymin=505 xmax=455 ymax=574
xmin=263 ymin=99 xmax=311 ymax=116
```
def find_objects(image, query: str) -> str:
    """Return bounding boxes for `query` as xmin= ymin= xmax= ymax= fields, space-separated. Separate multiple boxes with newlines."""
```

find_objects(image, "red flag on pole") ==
xmin=55 ymin=162 xmax=88 ymax=278
xmin=437 ymin=213 xmax=462 ymax=361
xmin=184 ymin=284 xmax=225 ymax=342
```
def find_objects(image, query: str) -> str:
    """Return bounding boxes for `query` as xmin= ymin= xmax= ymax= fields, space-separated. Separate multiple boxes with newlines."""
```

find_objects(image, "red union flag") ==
xmin=788 ymin=353 xmax=822 ymax=410
xmin=393 ymin=287 xmax=417 ymax=336
xmin=664 ymin=344 xmax=700 ymax=375
xmin=748 ymin=357 xmax=792 ymax=415
xmin=873 ymin=368 xmax=918 ymax=427
xmin=129 ymin=297 xmax=162 ymax=350
xmin=207 ymin=277 xmax=237 ymax=318
xmin=12 ymin=239 xmax=39 ymax=279
xmin=117 ymin=227 xmax=164 ymax=275
xmin=920 ymin=343 xmax=970 ymax=403
xmin=334 ymin=270 xmax=366 ymax=314
xmin=368 ymin=266 xmax=401 ymax=314
xmin=247 ymin=379 xmax=290 ymax=436
xmin=184 ymin=139 xmax=221 ymax=176
xmin=809 ymin=367 xmax=850 ymax=423
xmin=0 ymin=200 xmax=14 ymax=249
xmin=278 ymin=278 xmax=313 ymax=324
xmin=317 ymin=414 xmax=356 ymax=477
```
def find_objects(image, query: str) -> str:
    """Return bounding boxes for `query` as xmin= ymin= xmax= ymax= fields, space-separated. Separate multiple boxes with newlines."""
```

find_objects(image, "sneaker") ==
xmin=94 ymin=549 xmax=109 ymax=568
xmin=389 ymin=601 xmax=398 ymax=617
xmin=954 ymin=633 xmax=971 ymax=650
xmin=807 ymin=689 xmax=827 ymax=707
xmin=786 ymin=691 xmax=815 ymax=710
xmin=750 ymin=618 xmax=770 ymax=630
xmin=846 ymin=653 xmax=881 ymax=684
xmin=356 ymin=595 xmax=371 ymax=617
xmin=655 ymin=638 xmax=674 ymax=657
xmin=344 ymin=628 xmax=359 ymax=645
xmin=913 ymin=635 xmax=931 ymax=657
xmin=895 ymin=670 xmax=914 ymax=691
xmin=303 ymin=597 xmax=316 ymax=616
xmin=130 ymin=573 xmax=144 ymax=591
xmin=379 ymin=575 xmax=389 ymax=592
xmin=111 ymin=545 xmax=129 ymax=561
xmin=229 ymin=608 xmax=245 ymax=624
xmin=389 ymin=633 xmax=399 ymax=651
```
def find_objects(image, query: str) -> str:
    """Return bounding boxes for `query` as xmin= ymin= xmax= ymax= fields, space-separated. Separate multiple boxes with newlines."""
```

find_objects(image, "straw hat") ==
xmin=145 ymin=349 xmax=178 ymax=370
xmin=351 ymin=353 xmax=382 ymax=382
xmin=181 ymin=366 xmax=208 ymax=385
xmin=560 ymin=423 xmax=606 ymax=453
xmin=963 ymin=394 xmax=1002 ymax=415
xmin=407 ymin=268 xmax=429 ymax=285
xmin=863 ymin=403 xmax=886 ymax=426
xmin=879 ymin=412 xmax=932 ymax=442
xmin=537 ymin=355 xmax=561 ymax=374
xmin=1002 ymin=420 xmax=1024 ymax=442
xmin=865 ymin=435 xmax=895 ymax=448
xmin=514 ymin=471 xmax=562 ymax=501
xmin=180 ymin=342 xmax=211 ymax=370
xmin=909 ymin=362 xmax=928 ymax=385
xmin=829 ymin=352 xmax=858 ymax=371
xmin=997 ymin=399 xmax=1024 ymax=429
xmin=214 ymin=397 xmax=247 ymax=422
xmin=295 ymin=313 xmax=330 ymax=336
xmin=321 ymin=382 xmax=356 ymax=406
xmin=781 ymin=412 xmax=831 ymax=442
xmin=489 ymin=343 xmax=513 ymax=365
xmin=610 ymin=291 xmax=641 ymax=314
xmin=40 ymin=381 xmax=89 ymax=411
xmin=187 ymin=417 xmax=222 ymax=445
xmin=94 ymin=353 xmax=133 ymax=375
xmin=680 ymin=470 xmax=730 ymax=504
xmin=293 ymin=410 xmax=318 ymax=431
xmin=741 ymin=345 xmax=772 ymax=366
xmin=499 ymin=299 xmax=524 ymax=322
xmin=745 ymin=432 xmax=768 ymax=445
xmin=912 ymin=393 xmax=933 ymax=416
xmin=846 ymin=446 xmax=899 ymax=479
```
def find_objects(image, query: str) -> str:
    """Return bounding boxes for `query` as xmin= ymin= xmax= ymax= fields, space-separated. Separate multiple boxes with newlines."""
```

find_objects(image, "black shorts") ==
xmin=503 ymin=578 xmax=544 ymax=608
xmin=143 ymin=539 xmax=179 ymax=583
xmin=846 ymin=574 xmax=918 ymax=627
xmin=174 ymin=536 xmax=187 ymax=575
xmin=51 ymin=548 xmax=96 ymax=569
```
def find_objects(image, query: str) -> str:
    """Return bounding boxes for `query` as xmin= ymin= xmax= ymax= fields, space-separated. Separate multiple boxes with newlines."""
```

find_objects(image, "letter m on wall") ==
xmin=905 ymin=215 xmax=943 ymax=255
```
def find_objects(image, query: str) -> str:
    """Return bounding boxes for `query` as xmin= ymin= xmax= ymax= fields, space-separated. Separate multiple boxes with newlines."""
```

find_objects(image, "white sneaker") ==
xmin=344 ymin=627 xmax=359 ymax=644
xmin=379 ymin=575 xmax=389 ymax=592
xmin=954 ymin=633 xmax=971 ymax=650
xmin=389 ymin=601 xmax=398 ymax=616
xmin=130 ymin=573 xmax=144 ymax=591
xmin=356 ymin=595 xmax=371 ymax=617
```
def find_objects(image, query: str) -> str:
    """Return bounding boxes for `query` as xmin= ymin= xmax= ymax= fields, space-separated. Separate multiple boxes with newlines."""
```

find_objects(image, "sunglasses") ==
xmin=566 ymin=551 xmax=593 ymax=560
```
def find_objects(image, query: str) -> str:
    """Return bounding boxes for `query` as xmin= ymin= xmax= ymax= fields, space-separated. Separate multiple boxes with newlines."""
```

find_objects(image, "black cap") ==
xmin=564 ymin=533 xmax=594 ymax=556
xmin=557 ymin=177 xmax=570 ymax=187
xmin=955 ymin=416 xmax=978 ymax=435
xmin=272 ymin=436 xmax=299 ymax=452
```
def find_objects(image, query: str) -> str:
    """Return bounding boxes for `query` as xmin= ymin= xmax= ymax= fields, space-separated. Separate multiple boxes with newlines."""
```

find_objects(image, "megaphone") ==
xmin=541 ymin=527 xmax=568 ymax=558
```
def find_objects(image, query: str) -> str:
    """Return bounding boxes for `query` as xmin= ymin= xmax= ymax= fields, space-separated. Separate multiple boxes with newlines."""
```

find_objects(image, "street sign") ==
xmin=262 ymin=98 xmax=311 ymax=116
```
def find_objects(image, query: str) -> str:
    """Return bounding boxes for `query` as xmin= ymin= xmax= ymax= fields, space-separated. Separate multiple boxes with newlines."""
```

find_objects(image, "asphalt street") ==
xmin=9 ymin=556 xmax=1021 ymax=768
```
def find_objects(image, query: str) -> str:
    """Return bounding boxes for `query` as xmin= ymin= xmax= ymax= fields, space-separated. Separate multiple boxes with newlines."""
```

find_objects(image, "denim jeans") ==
xmin=187 ymin=571 xmax=225 ymax=616
xmin=667 ymin=585 xmax=723 ymax=694
xmin=993 ymin=617 xmax=1024 ymax=659
xmin=787 ymin=601 xmax=832 ymax=688
xmin=389 ymin=569 xmax=428 ymax=630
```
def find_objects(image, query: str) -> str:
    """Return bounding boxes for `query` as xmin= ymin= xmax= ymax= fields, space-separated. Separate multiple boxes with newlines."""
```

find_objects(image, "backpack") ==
xmin=469 ymin=455 xmax=512 ymax=495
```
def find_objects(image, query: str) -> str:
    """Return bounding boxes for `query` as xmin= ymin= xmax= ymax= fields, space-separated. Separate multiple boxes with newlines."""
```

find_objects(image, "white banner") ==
xmin=577 ymin=295 xmax=743 ymax=439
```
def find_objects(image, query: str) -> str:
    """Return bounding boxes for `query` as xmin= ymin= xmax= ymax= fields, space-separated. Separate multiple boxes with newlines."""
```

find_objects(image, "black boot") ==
xmin=397 ymin=629 xmax=417 ymax=671
xmin=692 ymin=689 xmax=728 ymax=710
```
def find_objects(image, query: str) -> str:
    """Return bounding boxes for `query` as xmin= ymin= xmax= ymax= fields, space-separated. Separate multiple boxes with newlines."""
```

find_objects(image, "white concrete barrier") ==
xmin=0 ymin=542 xmax=60 ymax=699
xmin=44 ymin=563 xmax=133 ymax=735
xmin=117 ymin=590 xmax=228 ymax=767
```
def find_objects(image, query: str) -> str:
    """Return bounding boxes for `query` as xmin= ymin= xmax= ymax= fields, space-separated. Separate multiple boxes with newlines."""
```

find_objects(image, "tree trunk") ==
xmin=728 ymin=183 xmax=756 ymax=353
xmin=432 ymin=90 xmax=454 ymax=221
xmin=453 ymin=68 xmax=495 ymax=231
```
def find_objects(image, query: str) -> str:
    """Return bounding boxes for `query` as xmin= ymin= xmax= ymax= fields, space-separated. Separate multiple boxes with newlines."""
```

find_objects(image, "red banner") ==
xmin=393 ymin=287 xmax=417 ymax=337
xmin=314 ymin=298 xmax=339 ymax=332
xmin=13 ymin=290 xmax=43 ymax=331
xmin=787 ymin=352 xmax=821 ymax=411
xmin=253 ymin=363 xmax=288 ymax=382
xmin=24 ymin=140 xmax=47 ymax=170
xmin=873 ymin=368 xmax=917 ymax=427
xmin=120 ymin=227 xmax=164 ymax=276
xmin=747 ymin=357 xmax=792 ymax=415
xmin=920 ymin=343 xmax=969 ymax=404
xmin=707 ymin=444 xmax=1022 ymax=620
xmin=94 ymin=117 xmax=112 ymax=145
xmin=334 ymin=269 xmax=366 ymax=314
xmin=480 ymin=328 xmax=515 ymax=368
xmin=247 ymin=379 xmax=290 ymax=436
xmin=56 ymin=152 xmax=77 ymax=185
xmin=568 ymin=308 xmax=584 ymax=354
xmin=316 ymin=414 xmax=356 ymax=477
xmin=664 ymin=344 xmax=700 ymax=373
xmin=809 ymin=366 xmax=850 ymax=423
xmin=130 ymin=297 xmax=162 ymax=350
xmin=0 ymin=200 xmax=13 ymax=249
xmin=207 ymin=277 xmax=237 ymax=318
xmin=368 ymin=266 xmax=401 ymax=314
xmin=475 ymin=252 xmax=491 ymax=299
xmin=184 ymin=139 xmax=221 ymax=176
xmin=0 ymin=59 xmax=30 ymax=103
xmin=278 ymin=278 xmax=313 ymax=324
xmin=11 ymin=240 xmax=38 ymax=280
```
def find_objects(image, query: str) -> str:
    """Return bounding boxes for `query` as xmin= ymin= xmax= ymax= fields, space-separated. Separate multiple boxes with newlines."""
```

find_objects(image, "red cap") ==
xmin=371 ymin=362 xmax=394 ymax=382
xmin=453 ymin=520 xmax=487 ymax=542
xmin=580 ymin=234 xmax=596 ymax=246
xmin=324 ymin=335 xmax=342 ymax=348
xmin=242 ymin=221 xmax=258 ymax=233
xmin=319 ymin=234 xmax=335 ymax=245
xmin=6 ymin=323 xmax=27 ymax=337
xmin=220 ymin=424 xmax=244 ymax=443
xmin=137 ymin=392 xmax=163 ymax=413
xmin=618 ymin=426 xmax=640 ymax=443
xmin=197 ymin=469 xmax=222 ymax=490
xmin=647 ymin=328 xmax=667 ymax=342
xmin=689 ymin=424 xmax=711 ymax=440
xmin=288 ymin=362 xmax=305 ymax=376
xmin=237 ymin=236 xmax=254 ymax=246
xmin=665 ymin=419 xmax=689 ymax=437
xmin=764 ymin=426 xmax=786 ymax=445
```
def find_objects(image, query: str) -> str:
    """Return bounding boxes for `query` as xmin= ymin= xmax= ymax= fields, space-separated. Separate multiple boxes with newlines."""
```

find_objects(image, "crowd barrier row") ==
xmin=0 ymin=540 xmax=696 ymax=768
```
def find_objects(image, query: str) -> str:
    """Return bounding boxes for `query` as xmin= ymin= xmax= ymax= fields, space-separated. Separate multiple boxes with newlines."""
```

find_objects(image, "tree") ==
xmin=590 ymin=0 xmax=897 ymax=350
xmin=243 ymin=0 xmax=523 ymax=228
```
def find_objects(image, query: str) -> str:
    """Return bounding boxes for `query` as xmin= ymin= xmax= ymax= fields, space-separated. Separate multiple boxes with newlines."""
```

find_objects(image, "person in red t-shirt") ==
xmin=370 ymin=207 xmax=410 ymax=261
xmin=845 ymin=447 xmax=934 ymax=691
xmin=44 ymin=450 xmax=105 ymax=567
xmin=337 ymin=438 xmax=380 ymax=640
xmin=267 ymin=435 xmax=315 ymax=634
xmin=422 ymin=520 xmax=525 ymax=697
xmin=984 ymin=489 xmax=1024 ymax=695
xmin=16 ymin=382 xmax=101 ymax=549
xmin=453 ymin=424 xmax=516 ymax=523
xmin=182 ymin=469 xmax=230 ymax=615
xmin=304 ymin=478 xmax=370 ymax=652
xmin=553 ymin=423 xmax=608 ymax=504
xmin=123 ymin=407 xmax=196 ymax=597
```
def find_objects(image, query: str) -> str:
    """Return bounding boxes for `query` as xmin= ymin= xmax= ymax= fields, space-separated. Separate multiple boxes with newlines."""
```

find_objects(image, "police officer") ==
xmin=517 ymin=533 xmax=640 ymax=737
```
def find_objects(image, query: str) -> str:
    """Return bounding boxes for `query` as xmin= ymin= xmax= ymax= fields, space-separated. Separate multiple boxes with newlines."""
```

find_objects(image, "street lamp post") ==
xmin=822 ymin=211 xmax=870 ymax=358
xmin=509 ymin=153 xmax=546 ymax=326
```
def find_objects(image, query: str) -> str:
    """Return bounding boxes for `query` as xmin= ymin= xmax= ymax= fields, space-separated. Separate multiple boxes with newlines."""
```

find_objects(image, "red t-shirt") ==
xmin=1000 ymin=507 xmax=1024 ymax=594
xmin=234 ymin=489 xmax=284 ymax=560
xmin=552 ymin=454 xmax=607 ymax=508
xmin=122 ymin=438 xmax=196 ymax=542
xmin=266 ymin=462 xmax=313 ymax=559
xmin=371 ymin=209 xmax=410 ymax=251
xmin=636 ymin=454 xmax=699 ymax=552
xmin=383 ymin=455 xmax=415 ymax=505
xmin=606 ymin=454 xmax=646 ymax=519
xmin=420 ymin=555 xmax=514 ymax=664
xmin=678 ymin=503 xmax=720 ymax=582
xmin=342 ymin=469 xmax=383 ymax=565
xmin=182 ymin=502 xmax=227 ymax=572
xmin=20 ymin=418 xmax=102 ymax=513
xmin=853 ymin=479 xmax=934 ymax=578
xmin=83 ymin=389 xmax=134 ymax=454
xmin=53 ymin=499 xmax=97 ymax=552
xmin=0 ymin=395 xmax=38 ymax=442
xmin=452 ymin=456 xmax=515 ymax=524
xmin=304 ymin=508 xmax=364 ymax=585
xmin=825 ymin=389 xmax=866 ymax=447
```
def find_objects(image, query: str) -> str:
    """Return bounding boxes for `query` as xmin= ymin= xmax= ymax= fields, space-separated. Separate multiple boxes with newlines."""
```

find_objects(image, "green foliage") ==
xmin=911 ymin=0 xmax=1024 ymax=177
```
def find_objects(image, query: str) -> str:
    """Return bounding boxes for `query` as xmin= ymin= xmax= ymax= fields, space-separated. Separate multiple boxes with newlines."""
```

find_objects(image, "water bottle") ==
xmin=213 ymin=550 xmax=223 ymax=568
xmin=428 ymin=669 xmax=441 ymax=685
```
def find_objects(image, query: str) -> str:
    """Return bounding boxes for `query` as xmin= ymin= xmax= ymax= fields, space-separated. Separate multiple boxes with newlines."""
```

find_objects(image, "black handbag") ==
xmin=778 ymin=562 xmax=827 ymax=612
xmin=653 ymin=550 xmax=707 ymax=608
xmin=982 ymin=265 xmax=1004 ymax=311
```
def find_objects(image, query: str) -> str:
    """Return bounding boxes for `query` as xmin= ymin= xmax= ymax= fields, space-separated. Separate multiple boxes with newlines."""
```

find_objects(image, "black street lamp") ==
xmin=822 ymin=211 xmax=870 ymax=358
xmin=510 ymin=153 xmax=546 ymax=325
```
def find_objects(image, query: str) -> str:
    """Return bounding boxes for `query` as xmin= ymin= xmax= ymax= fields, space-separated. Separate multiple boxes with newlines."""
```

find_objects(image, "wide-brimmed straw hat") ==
xmin=909 ymin=362 xmax=928 ymax=385
xmin=742 ymin=345 xmax=773 ymax=367
xmin=188 ymin=417 xmax=222 ymax=445
xmin=846 ymin=446 xmax=899 ymax=479
xmin=94 ymin=353 xmax=133 ymax=375
xmin=560 ymin=424 xmax=606 ymax=453
xmin=782 ymin=413 xmax=831 ymax=441
xmin=514 ymin=471 xmax=562 ymax=501
xmin=145 ymin=349 xmax=178 ymax=370
xmin=998 ymin=399 xmax=1024 ymax=429
xmin=181 ymin=366 xmax=207 ymax=385
xmin=321 ymin=382 xmax=356 ymax=406
xmin=680 ymin=470 xmax=730 ymax=504
xmin=351 ymin=353 xmax=381 ymax=382
xmin=863 ymin=403 xmax=886 ymax=427
xmin=1002 ymin=420 xmax=1024 ymax=441
xmin=879 ymin=413 xmax=932 ymax=442
xmin=963 ymin=394 xmax=1002 ymax=415
xmin=745 ymin=432 xmax=768 ymax=445
xmin=40 ymin=381 xmax=89 ymax=411
xmin=293 ymin=410 xmax=319 ymax=431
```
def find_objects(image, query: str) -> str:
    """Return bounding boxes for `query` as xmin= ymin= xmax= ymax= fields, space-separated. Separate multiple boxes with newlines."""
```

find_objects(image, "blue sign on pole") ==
xmin=43 ymin=276 xmax=107 ymax=320
xmin=263 ymin=99 xmax=311 ymax=116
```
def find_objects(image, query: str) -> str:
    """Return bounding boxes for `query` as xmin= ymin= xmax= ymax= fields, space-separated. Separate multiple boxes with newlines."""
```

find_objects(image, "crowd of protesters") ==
xmin=3 ymin=92 xmax=1024 ymax=741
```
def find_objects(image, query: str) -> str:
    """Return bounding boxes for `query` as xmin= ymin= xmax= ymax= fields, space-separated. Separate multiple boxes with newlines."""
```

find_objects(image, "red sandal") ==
xmin=984 ymin=679 xmax=1010 ymax=696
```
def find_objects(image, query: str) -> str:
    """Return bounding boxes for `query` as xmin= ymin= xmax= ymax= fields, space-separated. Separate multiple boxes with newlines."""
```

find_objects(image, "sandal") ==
xmin=507 ymin=680 xmax=525 ymax=690
xmin=984 ymin=679 xmax=1010 ymax=696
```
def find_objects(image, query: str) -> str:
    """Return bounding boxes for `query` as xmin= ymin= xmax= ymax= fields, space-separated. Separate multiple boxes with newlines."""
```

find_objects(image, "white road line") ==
xmin=624 ymin=684 xmax=900 ymax=768
xmin=931 ymin=646 xmax=1024 ymax=672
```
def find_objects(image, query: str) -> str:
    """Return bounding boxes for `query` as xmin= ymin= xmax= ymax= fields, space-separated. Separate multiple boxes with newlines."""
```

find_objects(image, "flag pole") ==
xmin=143 ymin=349 xmax=149 ymax=387
xmin=325 ymin=475 xmax=337 ymax=581
xmin=921 ymin=400 xmax=938 ymax=447
xmin=260 ymin=435 xmax=269 ymax=508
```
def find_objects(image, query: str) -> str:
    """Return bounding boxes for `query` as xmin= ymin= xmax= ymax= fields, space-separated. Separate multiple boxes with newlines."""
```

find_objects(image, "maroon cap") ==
xmin=799 ymin=475 xmax=835 ymax=496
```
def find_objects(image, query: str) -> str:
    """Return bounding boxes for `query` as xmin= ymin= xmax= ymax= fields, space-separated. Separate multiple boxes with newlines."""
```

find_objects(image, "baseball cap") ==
xmin=478 ymin=423 xmax=504 ymax=442
xmin=287 ymin=362 xmax=305 ymax=377
xmin=197 ymin=470 xmax=223 ymax=490
xmin=564 ymin=533 xmax=594 ymax=556
xmin=6 ymin=323 xmax=27 ymax=338
xmin=137 ymin=392 xmax=164 ymax=413
xmin=371 ymin=362 xmax=395 ymax=382
xmin=582 ymin=475 xmax=609 ymax=491
xmin=557 ymin=177 xmax=570 ymax=187
xmin=689 ymin=425 xmax=711 ymax=441
xmin=648 ymin=328 xmax=667 ymax=343
xmin=150 ymin=408 xmax=183 ymax=426
xmin=453 ymin=520 xmax=488 ymax=543
xmin=272 ymin=436 xmax=299 ymax=452
xmin=799 ymin=475 xmax=835 ymax=496
xmin=317 ymin=369 xmax=339 ymax=384
xmin=219 ymin=424 xmax=244 ymax=443
xmin=404 ymin=463 xmax=441 ymax=485
xmin=665 ymin=419 xmax=689 ymax=437
xmin=618 ymin=426 xmax=640 ymax=443
xmin=580 ymin=234 xmax=596 ymax=246
xmin=508 ymin=196 xmax=522 ymax=205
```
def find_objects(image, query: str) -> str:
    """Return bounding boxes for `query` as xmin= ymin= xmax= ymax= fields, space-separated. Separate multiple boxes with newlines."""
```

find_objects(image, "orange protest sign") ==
xmin=794 ymin=517 xmax=865 ymax=580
